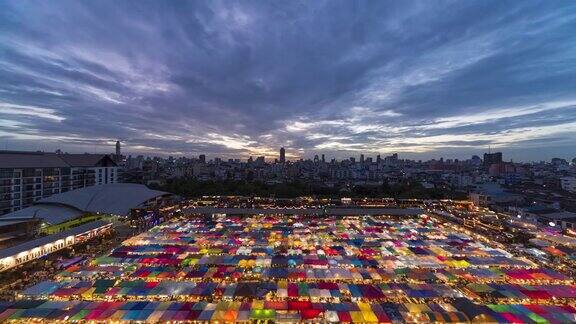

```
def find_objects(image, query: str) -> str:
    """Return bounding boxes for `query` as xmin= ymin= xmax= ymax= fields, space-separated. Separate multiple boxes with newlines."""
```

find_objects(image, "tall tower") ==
xmin=115 ymin=140 xmax=121 ymax=157
xmin=280 ymin=147 xmax=286 ymax=163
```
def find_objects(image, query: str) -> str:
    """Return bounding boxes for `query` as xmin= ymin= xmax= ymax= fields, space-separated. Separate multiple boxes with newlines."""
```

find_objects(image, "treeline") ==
xmin=151 ymin=179 xmax=467 ymax=200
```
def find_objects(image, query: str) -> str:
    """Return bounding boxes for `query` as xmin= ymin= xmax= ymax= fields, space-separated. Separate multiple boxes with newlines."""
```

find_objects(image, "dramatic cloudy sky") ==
xmin=1 ymin=1 xmax=576 ymax=161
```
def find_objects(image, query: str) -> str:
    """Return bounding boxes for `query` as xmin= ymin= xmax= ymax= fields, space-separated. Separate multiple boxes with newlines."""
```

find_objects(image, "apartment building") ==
xmin=0 ymin=151 xmax=118 ymax=215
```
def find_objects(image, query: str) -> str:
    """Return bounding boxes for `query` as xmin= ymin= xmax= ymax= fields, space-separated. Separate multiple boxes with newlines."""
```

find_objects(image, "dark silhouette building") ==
xmin=483 ymin=152 xmax=503 ymax=166
xmin=279 ymin=147 xmax=286 ymax=163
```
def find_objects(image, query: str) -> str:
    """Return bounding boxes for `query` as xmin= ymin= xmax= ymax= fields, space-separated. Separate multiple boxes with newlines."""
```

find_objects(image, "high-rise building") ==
xmin=321 ymin=154 xmax=325 ymax=163
xmin=360 ymin=154 xmax=365 ymax=163
xmin=279 ymin=147 xmax=286 ymax=163
xmin=198 ymin=155 xmax=206 ymax=163
xmin=115 ymin=141 xmax=121 ymax=157
xmin=483 ymin=152 xmax=502 ymax=166
xmin=0 ymin=151 xmax=118 ymax=216
xmin=384 ymin=153 xmax=399 ymax=165
xmin=114 ymin=141 xmax=123 ymax=167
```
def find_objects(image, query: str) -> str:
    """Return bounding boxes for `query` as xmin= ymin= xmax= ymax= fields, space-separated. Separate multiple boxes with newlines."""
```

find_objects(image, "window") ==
xmin=22 ymin=169 xmax=36 ymax=177
xmin=0 ymin=170 xmax=14 ymax=179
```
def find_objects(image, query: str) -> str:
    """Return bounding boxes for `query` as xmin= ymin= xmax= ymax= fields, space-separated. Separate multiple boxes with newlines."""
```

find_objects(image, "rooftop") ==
xmin=57 ymin=154 xmax=116 ymax=167
xmin=0 ymin=204 xmax=83 ymax=225
xmin=0 ymin=220 xmax=111 ymax=260
xmin=0 ymin=151 xmax=116 ymax=169
xmin=0 ymin=151 xmax=68 ymax=168
xmin=39 ymin=183 xmax=170 ymax=216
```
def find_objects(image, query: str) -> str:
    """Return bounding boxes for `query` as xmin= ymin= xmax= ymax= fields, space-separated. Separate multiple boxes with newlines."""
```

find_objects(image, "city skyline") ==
xmin=5 ymin=142 xmax=572 ymax=164
xmin=1 ymin=1 xmax=576 ymax=161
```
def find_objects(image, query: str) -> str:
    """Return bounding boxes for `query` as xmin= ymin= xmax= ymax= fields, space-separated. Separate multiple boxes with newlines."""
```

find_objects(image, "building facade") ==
xmin=0 ymin=151 xmax=118 ymax=215
xmin=483 ymin=152 xmax=503 ymax=167
xmin=0 ymin=221 xmax=112 ymax=272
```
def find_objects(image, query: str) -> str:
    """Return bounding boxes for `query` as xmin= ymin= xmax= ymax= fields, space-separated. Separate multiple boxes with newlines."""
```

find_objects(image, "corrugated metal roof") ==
xmin=39 ymin=183 xmax=169 ymax=215
xmin=0 ymin=204 xmax=83 ymax=225
xmin=0 ymin=151 xmax=69 ymax=168
xmin=0 ymin=220 xmax=111 ymax=259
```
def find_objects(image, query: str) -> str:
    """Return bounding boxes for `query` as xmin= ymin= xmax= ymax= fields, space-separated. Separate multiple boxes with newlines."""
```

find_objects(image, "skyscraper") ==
xmin=279 ymin=147 xmax=286 ymax=163
xmin=115 ymin=140 xmax=121 ymax=157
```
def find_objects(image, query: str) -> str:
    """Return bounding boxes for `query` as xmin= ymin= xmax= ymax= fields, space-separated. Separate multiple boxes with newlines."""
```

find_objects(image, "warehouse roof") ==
xmin=0 ymin=204 xmax=83 ymax=225
xmin=39 ymin=183 xmax=170 ymax=216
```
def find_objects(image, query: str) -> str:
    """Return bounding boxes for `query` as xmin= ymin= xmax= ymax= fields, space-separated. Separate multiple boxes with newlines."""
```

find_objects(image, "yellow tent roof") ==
xmin=356 ymin=302 xmax=371 ymax=311
xmin=361 ymin=310 xmax=378 ymax=322
xmin=350 ymin=311 xmax=365 ymax=323
xmin=405 ymin=304 xmax=431 ymax=313
xmin=251 ymin=300 xmax=265 ymax=310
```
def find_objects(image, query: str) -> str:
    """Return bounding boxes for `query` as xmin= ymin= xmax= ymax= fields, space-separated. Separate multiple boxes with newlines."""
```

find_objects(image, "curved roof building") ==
xmin=39 ymin=183 xmax=171 ymax=216
xmin=0 ymin=184 xmax=171 ymax=226
xmin=0 ymin=204 xmax=83 ymax=225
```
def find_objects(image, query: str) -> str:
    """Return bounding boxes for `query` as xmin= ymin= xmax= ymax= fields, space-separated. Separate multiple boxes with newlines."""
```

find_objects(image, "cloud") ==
xmin=0 ymin=0 xmax=575 ymax=161
xmin=0 ymin=103 xmax=65 ymax=121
